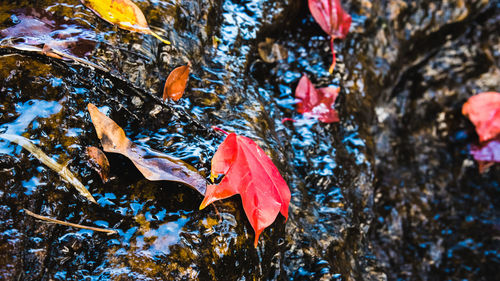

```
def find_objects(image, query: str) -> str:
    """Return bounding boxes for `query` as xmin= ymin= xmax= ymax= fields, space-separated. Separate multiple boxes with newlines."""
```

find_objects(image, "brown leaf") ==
xmin=87 ymin=103 xmax=206 ymax=195
xmin=163 ymin=64 xmax=190 ymax=101
xmin=86 ymin=146 xmax=111 ymax=183
xmin=258 ymin=38 xmax=288 ymax=63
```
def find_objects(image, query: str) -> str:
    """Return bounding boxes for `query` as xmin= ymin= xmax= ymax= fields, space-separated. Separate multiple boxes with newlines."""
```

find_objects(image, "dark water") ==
xmin=0 ymin=0 xmax=498 ymax=280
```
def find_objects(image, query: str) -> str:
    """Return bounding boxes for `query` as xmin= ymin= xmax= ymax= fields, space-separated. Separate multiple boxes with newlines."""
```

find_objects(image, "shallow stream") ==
xmin=0 ymin=0 xmax=499 ymax=280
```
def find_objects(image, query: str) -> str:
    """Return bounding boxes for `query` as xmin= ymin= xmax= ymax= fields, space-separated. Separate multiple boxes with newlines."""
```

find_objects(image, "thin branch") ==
xmin=24 ymin=209 xmax=118 ymax=235
xmin=0 ymin=134 xmax=97 ymax=203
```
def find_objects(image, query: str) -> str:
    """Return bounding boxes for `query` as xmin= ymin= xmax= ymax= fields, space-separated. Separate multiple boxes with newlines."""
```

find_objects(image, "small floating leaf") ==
xmin=86 ymin=146 xmax=111 ymax=183
xmin=462 ymin=92 xmax=500 ymax=143
xmin=80 ymin=0 xmax=170 ymax=44
xmin=163 ymin=64 xmax=190 ymax=101
xmin=0 ymin=134 xmax=97 ymax=203
xmin=87 ymin=103 xmax=206 ymax=194
xmin=295 ymin=75 xmax=340 ymax=123
xmin=200 ymin=128 xmax=291 ymax=247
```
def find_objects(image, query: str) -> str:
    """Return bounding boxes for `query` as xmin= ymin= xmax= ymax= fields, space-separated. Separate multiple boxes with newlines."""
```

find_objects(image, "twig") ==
xmin=23 ymin=209 xmax=118 ymax=235
xmin=0 ymin=134 xmax=97 ymax=203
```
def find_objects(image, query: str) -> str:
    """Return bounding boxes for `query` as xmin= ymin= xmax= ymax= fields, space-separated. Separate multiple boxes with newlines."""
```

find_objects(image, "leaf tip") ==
xmin=199 ymin=197 xmax=209 ymax=210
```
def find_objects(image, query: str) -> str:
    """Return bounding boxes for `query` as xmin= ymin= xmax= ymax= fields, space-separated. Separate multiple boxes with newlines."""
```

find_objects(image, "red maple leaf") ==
xmin=199 ymin=128 xmax=291 ymax=247
xmin=462 ymin=92 xmax=500 ymax=143
xmin=295 ymin=75 xmax=340 ymax=123
xmin=308 ymin=0 xmax=351 ymax=73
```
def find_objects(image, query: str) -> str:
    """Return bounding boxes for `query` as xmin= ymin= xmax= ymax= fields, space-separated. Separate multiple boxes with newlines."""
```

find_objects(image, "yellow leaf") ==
xmin=80 ymin=0 xmax=170 ymax=44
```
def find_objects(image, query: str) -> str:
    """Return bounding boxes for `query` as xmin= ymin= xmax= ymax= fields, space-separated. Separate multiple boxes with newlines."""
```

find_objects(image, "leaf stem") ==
xmin=24 ymin=209 xmax=118 ymax=235
xmin=150 ymin=31 xmax=171 ymax=45
xmin=281 ymin=118 xmax=297 ymax=124
xmin=329 ymin=37 xmax=336 ymax=74
xmin=211 ymin=126 xmax=229 ymax=136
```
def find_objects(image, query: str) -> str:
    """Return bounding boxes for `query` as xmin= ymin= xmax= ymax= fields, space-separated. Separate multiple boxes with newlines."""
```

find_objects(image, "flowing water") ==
xmin=0 ymin=0 xmax=499 ymax=280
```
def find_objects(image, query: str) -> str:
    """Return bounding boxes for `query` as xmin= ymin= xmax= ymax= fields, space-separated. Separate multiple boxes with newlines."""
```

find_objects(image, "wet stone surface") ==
xmin=0 ymin=0 xmax=499 ymax=280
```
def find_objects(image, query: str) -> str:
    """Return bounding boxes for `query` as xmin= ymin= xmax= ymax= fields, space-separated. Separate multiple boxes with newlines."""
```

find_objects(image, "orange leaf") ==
xmin=87 ymin=103 xmax=206 ymax=194
xmin=86 ymin=146 xmax=111 ymax=183
xmin=163 ymin=64 xmax=190 ymax=101
xmin=80 ymin=0 xmax=170 ymax=44
xmin=200 ymin=129 xmax=291 ymax=247
xmin=462 ymin=92 xmax=500 ymax=143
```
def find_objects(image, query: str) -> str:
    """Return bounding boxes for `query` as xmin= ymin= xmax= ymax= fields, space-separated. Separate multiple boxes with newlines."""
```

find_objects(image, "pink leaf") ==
xmin=470 ymin=139 xmax=500 ymax=173
xmin=295 ymin=75 xmax=340 ymax=123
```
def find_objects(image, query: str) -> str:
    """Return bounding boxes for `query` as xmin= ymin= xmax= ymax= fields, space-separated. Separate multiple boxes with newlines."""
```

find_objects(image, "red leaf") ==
xmin=295 ymin=75 xmax=340 ymax=123
xmin=308 ymin=0 xmax=351 ymax=39
xmin=470 ymin=139 xmax=500 ymax=173
xmin=308 ymin=0 xmax=351 ymax=72
xmin=462 ymin=92 xmax=500 ymax=143
xmin=163 ymin=64 xmax=190 ymax=101
xmin=199 ymin=130 xmax=291 ymax=247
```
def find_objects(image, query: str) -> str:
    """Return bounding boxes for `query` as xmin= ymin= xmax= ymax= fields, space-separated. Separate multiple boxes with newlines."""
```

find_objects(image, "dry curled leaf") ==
xmin=80 ymin=0 xmax=170 ymax=44
xmin=200 ymin=127 xmax=291 ymax=247
xmin=163 ymin=64 xmax=190 ymax=101
xmin=0 ymin=133 xmax=96 ymax=203
xmin=87 ymin=103 xmax=206 ymax=194
xmin=86 ymin=146 xmax=111 ymax=183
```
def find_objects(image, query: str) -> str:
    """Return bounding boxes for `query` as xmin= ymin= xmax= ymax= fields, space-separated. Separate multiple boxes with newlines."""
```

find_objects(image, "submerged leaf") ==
xmin=0 ymin=134 xmax=96 ymax=203
xmin=462 ymin=92 xmax=500 ymax=143
xmin=0 ymin=8 xmax=98 ymax=60
xmin=163 ymin=64 xmax=190 ymax=101
xmin=200 ymin=129 xmax=290 ymax=247
xmin=258 ymin=38 xmax=288 ymax=63
xmin=308 ymin=0 xmax=351 ymax=72
xmin=87 ymin=103 xmax=206 ymax=194
xmin=470 ymin=139 xmax=500 ymax=173
xmin=295 ymin=75 xmax=340 ymax=123
xmin=86 ymin=146 xmax=111 ymax=183
xmin=80 ymin=0 xmax=170 ymax=44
